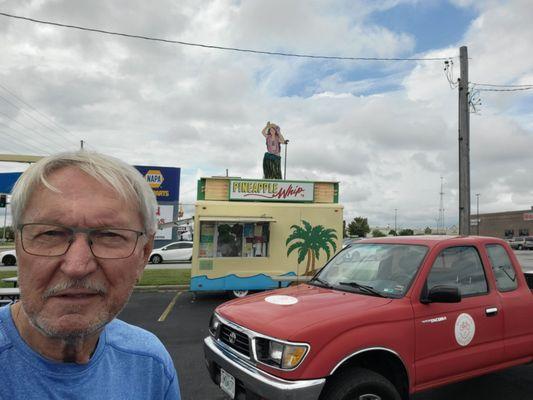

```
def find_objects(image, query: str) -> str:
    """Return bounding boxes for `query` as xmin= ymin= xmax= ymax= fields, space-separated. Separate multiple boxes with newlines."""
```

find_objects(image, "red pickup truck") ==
xmin=204 ymin=236 xmax=533 ymax=400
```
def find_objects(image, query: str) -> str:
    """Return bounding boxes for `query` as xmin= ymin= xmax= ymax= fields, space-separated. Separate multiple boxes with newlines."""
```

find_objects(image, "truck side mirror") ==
xmin=421 ymin=285 xmax=461 ymax=304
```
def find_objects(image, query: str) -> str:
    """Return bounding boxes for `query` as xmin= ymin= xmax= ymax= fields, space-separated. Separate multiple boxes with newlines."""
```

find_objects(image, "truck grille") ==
xmin=219 ymin=324 xmax=251 ymax=357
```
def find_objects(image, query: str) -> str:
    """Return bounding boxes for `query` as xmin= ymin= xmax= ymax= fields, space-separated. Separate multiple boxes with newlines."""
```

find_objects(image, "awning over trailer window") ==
xmin=198 ymin=216 xmax=276 ymax=223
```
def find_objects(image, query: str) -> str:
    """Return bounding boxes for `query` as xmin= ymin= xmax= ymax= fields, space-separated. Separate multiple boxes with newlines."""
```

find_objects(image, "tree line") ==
xmin=344 ymin=217 xmax=432 ymax=238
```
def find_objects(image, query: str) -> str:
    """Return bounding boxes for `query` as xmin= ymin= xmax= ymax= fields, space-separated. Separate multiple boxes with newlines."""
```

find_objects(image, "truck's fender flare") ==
xmin=329 ymin=346 xmax=408 ymax=377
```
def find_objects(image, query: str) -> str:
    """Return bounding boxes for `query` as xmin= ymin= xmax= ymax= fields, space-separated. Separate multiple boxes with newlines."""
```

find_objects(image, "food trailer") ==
xmin=190 ymin=177 xmax=343 ymax=297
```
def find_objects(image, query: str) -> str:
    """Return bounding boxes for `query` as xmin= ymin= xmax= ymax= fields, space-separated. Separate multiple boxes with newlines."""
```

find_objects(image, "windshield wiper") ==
xmin=308 ymin=276 xmax=334 ymax=288
xmin=338 ymin=281 xmax=386 ymax=297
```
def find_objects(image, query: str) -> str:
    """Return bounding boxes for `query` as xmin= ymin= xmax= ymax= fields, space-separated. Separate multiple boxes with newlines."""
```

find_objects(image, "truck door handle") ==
xmin=485 ymin=307 xmax=498 ymax=316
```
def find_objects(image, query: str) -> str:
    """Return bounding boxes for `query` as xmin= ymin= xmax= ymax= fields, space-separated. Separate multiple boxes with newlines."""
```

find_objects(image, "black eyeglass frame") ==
xmin=17 ymin=223 xmax=145 ymax=259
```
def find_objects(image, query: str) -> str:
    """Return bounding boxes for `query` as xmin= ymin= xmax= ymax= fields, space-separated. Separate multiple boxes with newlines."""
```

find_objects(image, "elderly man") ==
xmin=0 ymin=151 xmax=180 ymax=399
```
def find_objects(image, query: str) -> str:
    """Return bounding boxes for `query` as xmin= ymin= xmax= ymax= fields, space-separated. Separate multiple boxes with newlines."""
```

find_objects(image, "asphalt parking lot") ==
xmin=119 ymin=290 xmax=228 ymax=400
xmin=119 ymin=290 xmax=533 ymax=400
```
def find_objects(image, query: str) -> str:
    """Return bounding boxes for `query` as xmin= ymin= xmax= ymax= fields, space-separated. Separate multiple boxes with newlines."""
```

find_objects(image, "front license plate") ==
xmin=220 ymin=368 xmax=236 ymax=399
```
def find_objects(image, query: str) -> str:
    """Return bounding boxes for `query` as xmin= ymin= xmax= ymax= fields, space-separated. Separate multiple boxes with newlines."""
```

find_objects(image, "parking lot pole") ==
xmin=476 ymin=193 xmax=480 ymax=235
xmin=2 ymin=200 xmax=7 ymax=241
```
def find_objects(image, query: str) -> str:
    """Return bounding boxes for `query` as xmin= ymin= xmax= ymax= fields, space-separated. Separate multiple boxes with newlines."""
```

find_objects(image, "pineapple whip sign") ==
xmin=230 ymin=180 xmax=314 ymax=202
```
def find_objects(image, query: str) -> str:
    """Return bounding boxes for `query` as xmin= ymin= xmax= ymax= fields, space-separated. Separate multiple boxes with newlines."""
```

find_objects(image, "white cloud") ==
xmin=0 ymin=0 xmax=531 ymax=231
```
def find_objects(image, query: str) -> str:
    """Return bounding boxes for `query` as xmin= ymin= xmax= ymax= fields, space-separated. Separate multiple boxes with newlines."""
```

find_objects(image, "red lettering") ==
xmin=243 ymin=184 xmax=306 ymax=199
xmin=273 ymin=185 xmax=305 ymax=199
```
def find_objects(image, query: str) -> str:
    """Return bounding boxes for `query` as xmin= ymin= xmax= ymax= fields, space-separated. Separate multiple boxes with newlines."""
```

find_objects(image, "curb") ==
xmin=134 ymin=285 xmax=190 ymax=291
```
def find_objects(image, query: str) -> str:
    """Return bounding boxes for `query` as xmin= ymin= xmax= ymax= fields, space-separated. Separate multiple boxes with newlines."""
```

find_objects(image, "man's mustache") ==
xmin=43 ymin=279 xmax=107 ymax=298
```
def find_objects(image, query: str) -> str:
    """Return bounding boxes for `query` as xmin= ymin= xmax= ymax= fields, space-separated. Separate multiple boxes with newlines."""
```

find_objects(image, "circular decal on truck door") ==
xmin=455 ymin=313 xmax=476 ymax=346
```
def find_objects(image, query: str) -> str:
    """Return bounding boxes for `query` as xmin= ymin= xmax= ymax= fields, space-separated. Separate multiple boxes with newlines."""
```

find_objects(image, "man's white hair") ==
xmin=10 ymin=151 xmax=158 ymax=235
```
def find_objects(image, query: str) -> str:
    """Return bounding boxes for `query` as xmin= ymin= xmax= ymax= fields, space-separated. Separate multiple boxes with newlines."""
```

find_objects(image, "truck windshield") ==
xmin=313 ymin=243 xmax=428 ymax=298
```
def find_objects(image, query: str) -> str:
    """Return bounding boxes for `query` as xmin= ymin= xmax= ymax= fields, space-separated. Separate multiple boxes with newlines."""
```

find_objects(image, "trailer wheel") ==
xmin=229 ymin=290 xmax=249 ymax=299
xmin=320 ymin=367 xmax=401 ymax=400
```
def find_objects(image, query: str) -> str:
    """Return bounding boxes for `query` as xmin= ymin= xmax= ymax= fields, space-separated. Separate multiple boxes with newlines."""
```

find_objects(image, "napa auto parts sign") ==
xmin=134 ymin=166 xmax=180 ymax=202
xmin=229 ymin=179 xmax=314 ymax=202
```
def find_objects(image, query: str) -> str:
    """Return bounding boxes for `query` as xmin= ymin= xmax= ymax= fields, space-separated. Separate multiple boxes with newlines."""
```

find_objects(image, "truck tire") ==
xmin=320 ymin=367 xmax=401 ymax=400
xmin=517 ymin=245 xmax=523 ymax=250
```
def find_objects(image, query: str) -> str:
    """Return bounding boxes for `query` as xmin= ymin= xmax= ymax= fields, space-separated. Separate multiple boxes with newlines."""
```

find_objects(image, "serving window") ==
xmin=199 ymin=221 xmax=270 ymax=258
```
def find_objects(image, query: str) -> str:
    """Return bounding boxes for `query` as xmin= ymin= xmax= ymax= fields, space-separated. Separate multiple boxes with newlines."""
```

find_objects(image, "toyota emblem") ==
xmin=228 ymin=332 xmax=237 ymax=344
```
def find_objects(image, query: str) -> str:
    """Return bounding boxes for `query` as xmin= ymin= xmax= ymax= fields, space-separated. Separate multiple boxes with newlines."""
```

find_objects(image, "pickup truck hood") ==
xmin=216 ymin=284 xmax=392 ymax=340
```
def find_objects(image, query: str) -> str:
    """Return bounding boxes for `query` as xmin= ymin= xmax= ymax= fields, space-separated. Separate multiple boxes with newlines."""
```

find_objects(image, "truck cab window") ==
xmin=426 ymin=246 xmax=488 ymax=297
xmin=486 ymin=244 xmax=518 ymax=292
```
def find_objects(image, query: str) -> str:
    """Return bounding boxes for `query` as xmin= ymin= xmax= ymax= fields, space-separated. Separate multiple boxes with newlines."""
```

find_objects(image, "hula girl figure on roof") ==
xmin=261 ymin=121 xmax=288 ymax=179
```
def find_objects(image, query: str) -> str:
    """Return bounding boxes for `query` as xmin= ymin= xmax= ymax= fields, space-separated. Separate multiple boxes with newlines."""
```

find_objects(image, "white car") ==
xmin=0 ymin=249 xmax=17 ymax=266
xmin=149 ymin=241 xmax=193 ymax=264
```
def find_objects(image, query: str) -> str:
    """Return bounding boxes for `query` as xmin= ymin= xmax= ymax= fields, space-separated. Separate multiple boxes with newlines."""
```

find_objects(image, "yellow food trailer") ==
xmin=190 ymin=177 xmax=343 ymax=297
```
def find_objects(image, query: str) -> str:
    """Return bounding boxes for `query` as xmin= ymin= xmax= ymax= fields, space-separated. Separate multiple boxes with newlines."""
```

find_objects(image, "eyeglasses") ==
xmin=18 ymin=223 xmax=145 ymax=259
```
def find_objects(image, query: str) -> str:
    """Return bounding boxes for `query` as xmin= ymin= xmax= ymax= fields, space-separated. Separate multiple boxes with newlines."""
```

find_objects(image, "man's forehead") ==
xmin=22 ymin=171 xmax=141 ymax=227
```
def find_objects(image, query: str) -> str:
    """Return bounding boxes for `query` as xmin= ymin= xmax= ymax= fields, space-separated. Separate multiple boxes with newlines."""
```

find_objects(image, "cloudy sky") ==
xmin=0 ymin=0 xmax=531 ymax=231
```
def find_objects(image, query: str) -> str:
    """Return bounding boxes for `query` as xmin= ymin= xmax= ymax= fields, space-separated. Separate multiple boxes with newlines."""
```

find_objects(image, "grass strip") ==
xmin=0 ymin=269 xmax=191 ymax=288
xmin=138 ymin=268 xmax=191 ymax=286
xmin=0 ymin=271 xmax=17 ymax=288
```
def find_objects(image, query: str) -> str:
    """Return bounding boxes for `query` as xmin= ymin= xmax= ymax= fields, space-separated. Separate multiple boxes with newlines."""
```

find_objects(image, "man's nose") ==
xmin=60 ymin=233 xmax=98 ymax=278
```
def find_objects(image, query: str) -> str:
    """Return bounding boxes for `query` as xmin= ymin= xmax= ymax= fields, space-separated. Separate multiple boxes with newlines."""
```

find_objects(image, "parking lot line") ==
xmin=158 ymin=292 xmax=182 ymax=322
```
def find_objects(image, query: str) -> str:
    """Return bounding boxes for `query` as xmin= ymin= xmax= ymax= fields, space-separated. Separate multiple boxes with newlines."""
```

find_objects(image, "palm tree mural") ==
xmin=286 ymin=220 xmax=338 ymax=276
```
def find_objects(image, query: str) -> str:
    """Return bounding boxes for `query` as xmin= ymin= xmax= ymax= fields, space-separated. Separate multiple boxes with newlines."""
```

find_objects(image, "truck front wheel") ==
xmin=320 ymin=368 xmax=401 ymax=400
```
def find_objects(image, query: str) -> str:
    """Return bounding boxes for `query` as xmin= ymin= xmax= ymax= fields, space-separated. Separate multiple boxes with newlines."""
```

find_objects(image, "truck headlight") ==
xmin=255 ymin=338 xmax=308 ymax=369
xmin=209 ymin=314 xmax=221 ymax=337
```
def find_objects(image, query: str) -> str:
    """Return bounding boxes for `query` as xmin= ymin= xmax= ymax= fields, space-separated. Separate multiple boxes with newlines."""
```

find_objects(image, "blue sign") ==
xmin=134 ymin=166 xmax=180 ymax=202
xmin=0 ymin=172 xmax=22 ymax=194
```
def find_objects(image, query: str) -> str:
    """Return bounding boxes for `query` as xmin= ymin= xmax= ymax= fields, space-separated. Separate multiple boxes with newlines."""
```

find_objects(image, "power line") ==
xmin=0 ymin=129 xmax=49 ymax=155
xmin=471 ymin=82 xmax=533 ymax=88
xmin=0 ymin=93 xmax=75 ymax=151
xmin=443 ymin=59 xmax=458 ymax=89
xmin=0 ymin=82 xmax=80 ymax=147
xmin=0 ymin=110 xmax=70 ymax=153
xmin=476 ymin=87 xmax=533 ymax=92
xmin=0 ymin=11 xmax=454 ymax=62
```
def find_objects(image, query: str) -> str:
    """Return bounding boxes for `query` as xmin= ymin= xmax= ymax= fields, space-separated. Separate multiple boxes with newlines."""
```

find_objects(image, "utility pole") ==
xmin=458 ymin=46 xmax=470 ymax=235
xmin=394 ymin=208 xmax=398 ymax=234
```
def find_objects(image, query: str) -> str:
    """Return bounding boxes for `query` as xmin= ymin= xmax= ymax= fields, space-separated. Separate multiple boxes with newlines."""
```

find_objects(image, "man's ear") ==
xmin=136 ymin=234 xmax=154 ymax=281
xmin=142 ymin=233 xmax=155 ymax=264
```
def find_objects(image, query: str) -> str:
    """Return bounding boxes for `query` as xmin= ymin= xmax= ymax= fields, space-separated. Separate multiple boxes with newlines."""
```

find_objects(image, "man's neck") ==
xmin=10 ymin=302 xmax=100 ymax=364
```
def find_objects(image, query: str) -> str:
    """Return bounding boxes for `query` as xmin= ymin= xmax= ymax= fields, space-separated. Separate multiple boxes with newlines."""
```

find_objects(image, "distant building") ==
xmin=471 ymin=207 xmax=533 ymax=238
